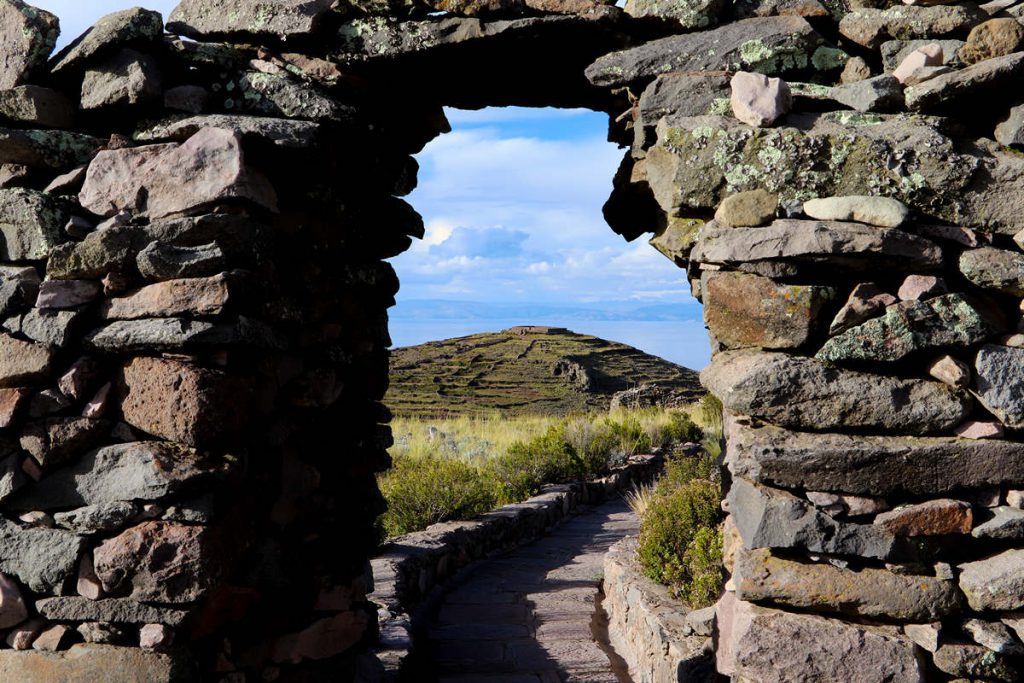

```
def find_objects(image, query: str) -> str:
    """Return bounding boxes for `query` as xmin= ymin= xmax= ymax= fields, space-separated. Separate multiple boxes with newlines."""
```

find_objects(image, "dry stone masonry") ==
xmin=0 ymin=0 xmax=1020 ymax=679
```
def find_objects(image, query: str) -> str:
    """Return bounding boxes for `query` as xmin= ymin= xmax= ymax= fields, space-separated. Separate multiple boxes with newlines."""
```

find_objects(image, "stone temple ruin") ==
xmin=0 ymin=0 xmax=1023 ymax=679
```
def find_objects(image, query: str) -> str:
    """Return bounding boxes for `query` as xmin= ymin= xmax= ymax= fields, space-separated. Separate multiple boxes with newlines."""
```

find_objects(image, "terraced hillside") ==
xmin=387 ymin=326 xmax=704 ymax=418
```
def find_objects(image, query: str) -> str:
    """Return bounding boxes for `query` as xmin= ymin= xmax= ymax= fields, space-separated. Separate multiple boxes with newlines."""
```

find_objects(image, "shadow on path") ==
xmin=411 ymin=498 xmax=639 ymax=683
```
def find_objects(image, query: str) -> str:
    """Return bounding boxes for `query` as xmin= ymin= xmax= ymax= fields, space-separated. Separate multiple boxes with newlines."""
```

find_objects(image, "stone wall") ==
xmin=0 ymin=1 xmax=428 ymax=679
xmin=602 ymin=537 xmax=713 ymax=683
xmin=588 ymin=0 xmax=1024 ymax=679
xmin=0 ymin=0 xmax=1023 ymax=678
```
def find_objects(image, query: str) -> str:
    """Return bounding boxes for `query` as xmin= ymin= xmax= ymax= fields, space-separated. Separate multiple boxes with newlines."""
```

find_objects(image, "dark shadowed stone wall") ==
xmin=0 ymin=0 xmax=1024 ymax=680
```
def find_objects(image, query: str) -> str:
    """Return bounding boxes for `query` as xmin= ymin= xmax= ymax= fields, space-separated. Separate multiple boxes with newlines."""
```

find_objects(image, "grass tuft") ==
xmin=378 ymin=407 xmax=704 ymax=537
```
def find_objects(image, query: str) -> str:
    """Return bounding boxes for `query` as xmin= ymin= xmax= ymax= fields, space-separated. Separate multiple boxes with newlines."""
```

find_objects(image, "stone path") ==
xmin=419 ymin=499 xmax=638 ymax=683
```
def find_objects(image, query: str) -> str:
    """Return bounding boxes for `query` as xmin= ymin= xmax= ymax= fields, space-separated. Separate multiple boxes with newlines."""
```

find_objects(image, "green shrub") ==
xmin=661 ymin=451 xmax=718 ymax=489
xmin=681 ymin=524 xmax=725 ymax=607
xmin=562 ymin=417 xmax=618 ymax=476
xmin=637 ymin=476 xmax=723 ymax=608
xmin=662 ymin=411 xmax=703 ymax=445
xmin=378 ymin=454 xmax=496 ymax=537
xmin=696 ymin=393 xmax=723 ymax=435
xmin=381 ymin=406 xmax=714 ymax=537
xmin=489 ymin=425 xmax=583 ymax=504
xmin=605 ymin=413 xmax=651 ymax=457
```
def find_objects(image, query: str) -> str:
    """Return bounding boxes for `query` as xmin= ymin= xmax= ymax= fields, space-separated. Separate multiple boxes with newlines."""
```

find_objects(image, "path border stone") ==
xmin=603 ymin=537 xmax=714 ymax=683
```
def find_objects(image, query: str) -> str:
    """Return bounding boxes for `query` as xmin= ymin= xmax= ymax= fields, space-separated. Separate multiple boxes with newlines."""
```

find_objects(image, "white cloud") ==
xmin=393 ymin=111 xmax=695 ymax=310
xmin=419 ymin=219 xmax=457 ymax=250
xmin=527 ymin=261 xmax=553 ymax=274
xmin=445 ymin=107 xmax=593 ymax=126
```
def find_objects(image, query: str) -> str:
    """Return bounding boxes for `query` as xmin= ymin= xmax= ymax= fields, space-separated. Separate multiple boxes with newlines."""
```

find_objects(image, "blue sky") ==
xmin=392 ymin=107 xmax=709 ymax=368
xmin=34 ymin=2 xmax=711 ymax=369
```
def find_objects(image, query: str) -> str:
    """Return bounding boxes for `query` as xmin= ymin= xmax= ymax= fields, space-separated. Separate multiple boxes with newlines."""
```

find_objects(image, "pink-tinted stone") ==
xmin=0 ymin=573 xmax=27 ymax=629
xmin=730 ymin=71 xmax=792 ymax=127
xmin=45 ymin=166 xmax=87 ymax=195
xmin=145 ymin=128 xmax=278 ymax=218
xmin=6 ymin=618 xmax=43 ymax=650
xmin=121 ymin=356 xmax=248 ymax=448
xmin=269 ymin=611 xmax=369 ymax=663
xmin=806 ymin=491 xmax=890 ymax=517
xmin=17 ymin=511 xmax=53 ymax=527
xmin=79 ymin=129 xmax=276 ymax=220
xmin=927 ymin=355 xmax=971 ymax=388
xmin=915 ymin=223 xmax=978 ymax=247
xmin=0 ymin=334 xmax=52 ymax=388
xmin=81 ymin=382 xmax=112 ymax=419
xmin=0 ymin=387 xmax=30 ymax=428
xmin=35 ymin=279 xmax=101 ymax=309
xmin=94 ymin=521 xmax=215 ymax=603
xmin=955 ymin=421 xmax=1006 ymax=439
xmin=100 ymin=273 xmax=233 ymax=320
xmin=20 ymin=457 xmax=41 ymax=481
xmin=829 ymin=283 xmax=898 ymax=334
xmin=139 ymin=623 xmax=173 ymax=650
xmin=78 ymin=144 xmax=174 ymax=217
xmin=898 ymin=274 xmax=947 ymax=301
xmin=875 ymin=499 xmax=973 ymax=536
xmin=19 ymin=417 xmax=110 ymax=468
xmin=0 ymin=2 xmax=58 ymax=90
xmin=57 ymin=357 xmax=99 ymax=401
xmin=893 ymin=44 xmax=943 ymax=83
xmin=76 ymin=554 xmax=103 ymax=601
xmin=32 ymin=624 xmax=73 ymax=652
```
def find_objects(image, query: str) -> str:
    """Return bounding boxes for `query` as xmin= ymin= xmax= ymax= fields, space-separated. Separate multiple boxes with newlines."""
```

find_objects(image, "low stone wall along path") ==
xmin=416 ymin=499 xmax=639 ymax=683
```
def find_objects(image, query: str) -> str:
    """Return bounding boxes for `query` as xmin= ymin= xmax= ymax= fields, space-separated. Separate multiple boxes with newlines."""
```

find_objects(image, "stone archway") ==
xmin=0 ymin=0 xmax=1023 ymax=680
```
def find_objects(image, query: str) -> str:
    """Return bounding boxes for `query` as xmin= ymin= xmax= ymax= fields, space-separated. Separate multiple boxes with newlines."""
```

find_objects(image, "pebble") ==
xmin=714 ymin=189 xmax=779 ymax=227
xmin=893 ymin=43 xmax=943 ymax=83
xmin=927 ymin=355 xmax=970 ymax=388
xmin=955 ymin=421 xmax=1006 ymax=439
xmin=803 ymin=195 xmax=910 ymax=228
xmin=139 ymin=623 xmax=174 ymax=649
xmin=897 ymin=274 xmax=947 ymax=301
xmin=730 ymin=71 xmax=791 ymax=127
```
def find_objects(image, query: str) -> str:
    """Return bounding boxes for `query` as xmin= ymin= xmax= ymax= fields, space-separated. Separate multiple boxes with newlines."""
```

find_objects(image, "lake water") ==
xmin=388 ymin=318 xmax=712 ymax=371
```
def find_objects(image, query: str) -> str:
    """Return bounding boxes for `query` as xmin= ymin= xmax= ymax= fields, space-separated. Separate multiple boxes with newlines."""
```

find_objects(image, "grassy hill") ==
xmin=387 ymin=326 xmax=704 ymax=418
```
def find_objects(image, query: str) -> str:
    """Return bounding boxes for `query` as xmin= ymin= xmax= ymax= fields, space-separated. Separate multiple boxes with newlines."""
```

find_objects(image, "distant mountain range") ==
xmin=389 ymin=299 xmax=702 ymax=322
xmin=387 ymin=326 xmax=704 ymax=418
